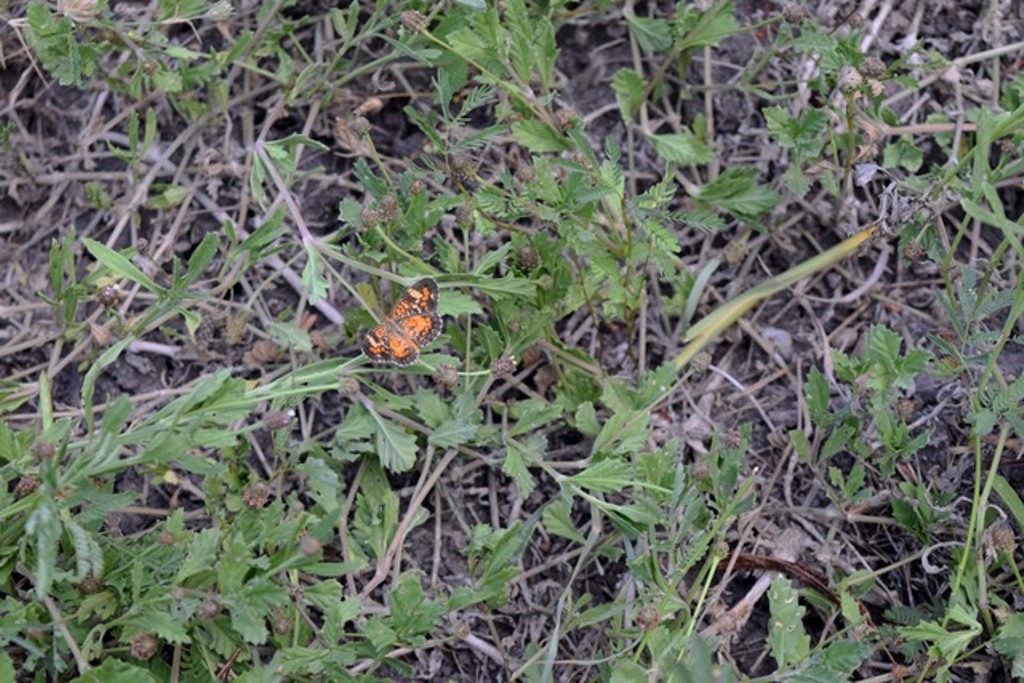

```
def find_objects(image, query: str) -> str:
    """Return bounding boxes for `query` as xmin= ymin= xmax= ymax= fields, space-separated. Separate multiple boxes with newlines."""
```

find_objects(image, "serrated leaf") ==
xmin=542 ymin=498 xmax=586 ymax=544
xmin=429 ymin=415 xmax=478 ymax=448
xmin=266 ymin=321 xmax=313 ymax=353
xmin=125 ymin=608 xmax=191 ymax=643
xmin=511 ymin=120 xmax=571 ymax=153
xmin=574 ymin=402 xmax=601 ymax=436
xmin=768 ymin=575 xmax=810 ymax=668
xmin=176 ymin=528 xmax=221 ymax=583
xmin=302 ymin=245 xmax=330 ymax=304
xmin=695 ymin=167 xmax=779 ymax=221
xmin=503 ymin=434 xmax=541 ymax=497
xmin=626 ymin=15 xmax=672 ymax=52
xmin=649 ymin=131 xmax=714 ymax=166
xmin=592 ymin=410 xmax=649 ymax=456
xmin=612 ymin=68 xmax=646 ymax=120
xmin=567 ymin=458 xmax=632 ymax=494
xmin=27 ymin=499 xmax=59 ymax=599
xmin=368 ymin=410 xmax=418 ymax=472
xmin=71 ymin=658 xmax=161 ymax=683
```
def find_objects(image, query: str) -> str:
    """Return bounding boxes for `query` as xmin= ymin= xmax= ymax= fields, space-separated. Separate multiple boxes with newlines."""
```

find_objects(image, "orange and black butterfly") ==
xmin=361 ymin=278 xmax=442 ymax=366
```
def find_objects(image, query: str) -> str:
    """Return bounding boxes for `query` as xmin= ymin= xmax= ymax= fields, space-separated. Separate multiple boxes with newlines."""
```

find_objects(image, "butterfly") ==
xmin=361 ymin=278 xmax=442 ymax=366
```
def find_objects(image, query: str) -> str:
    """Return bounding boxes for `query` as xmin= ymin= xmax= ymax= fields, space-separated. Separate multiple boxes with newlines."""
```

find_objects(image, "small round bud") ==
xmin=690 ymin=460 xmax=710 ymax=482
xmin=97 ymin=284 xmax=121 ymax=308
xmin=224 ymin=313 xmax=249 ymax=346
xmin=516 ymin=245 xmax=540 ymax=271
xmin=300 ymin=536 xmax=322 ymax=557
xmin=989 ymin=520 xmax=1017 ymax=556
xmin=409 ymin=179 xmax=426 ymax=194
xmin=455 ymin=203 xmax=473 ymax=228
xmin=243 ymin=481 xmax=270 ymax=508
xmin=130 ymin=633 xmax=159 ymax=661
xmin=376 ymin=195 xmax=399 ymax=224
xmin=692 ymin=351 xmax=713 ymax=374
xmin=349 ymin=116 xmax=371 ymax=136
xmin=263 ymin=410 xmax=292 ymax=430
xmin=491 ymin=356 xmax=518 ymax=377
xmin=781 ymin=4 xmax=806 ymax=23
xmin=31 ymin=441 xmax=56 ymax=462
xmin=635 ymin=605 xmax=660 ymax=631
xmin=244 ymin=340 xmax=283 ymax=365
xmin=515 ymin=164 xmax=535 ymax=184
xmin=555 ymin=107 xmax=580 ymax=132
xmin=859 ymin=57 xmax=886 ymax=79
xmin=338 ymin=376 xmax=361 ymax=398
xmin=432 ymin=364 xmax=459 ymax=391
xmin=902 ymin=241 xmax=926 ymax=262
xmin=157 ymin=531 xmax=175 ymax=546
xmin=360 ymin=206 xmax=379 ymax=227
xmin=272 ymin=609 xmax=292 ymax=635
xmin=722 ymin=240 xmax=747 ymax=266
xmin=896 ymin=398 xmax=914 ymax=421
xmin=400 ymin=10 xmax=427 ymax=33
xmin=78 ymin=575 xmax=102 ymax=595
xmin=15 ymin=476 xmax=39 ymax=498
xmin=448 ymin=156 xmax=476 ymax=184
xmin=837 ymin=65 xmax=863 ymax=93
xmin=198 ymin=598 xmax=221 ymax=620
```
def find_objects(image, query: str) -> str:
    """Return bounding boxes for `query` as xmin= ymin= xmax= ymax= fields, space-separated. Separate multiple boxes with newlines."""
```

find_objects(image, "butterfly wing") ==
xmin=362 ymin=320 xmax=421 ymax=365
xmin=389 ymin=278 xmax=438 ymax=318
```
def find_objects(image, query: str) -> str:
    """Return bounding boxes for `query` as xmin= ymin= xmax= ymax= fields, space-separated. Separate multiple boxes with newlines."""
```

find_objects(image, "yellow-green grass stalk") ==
xmin=673 ymin=225 xmax=879 ymax=372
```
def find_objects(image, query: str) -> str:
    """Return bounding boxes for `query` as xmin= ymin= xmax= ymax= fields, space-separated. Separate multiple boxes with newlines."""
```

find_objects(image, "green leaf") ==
xmin=390 ymin=572 xmax=447 ymax=642
xmin=0 ymin=655 xmax=14 ymax=683
xmin=83 ymin=238 xmax=165 ymax=295
xmin=429 ymin=415 xmax=478 ymax=448
xmin=695 ymin=167 xmax=779 ymax=221
xmin=71 ymin=658 xmax=161 ymax=683
xmin=82 ymin=338 xmax=133 ymax=433
xmin=302 ymin=245 xmax=330 ymax=304
xmin=175 ymin=528 xmax=221 ymax=583
xmin=574 ymin=401 xmax=601 ymax=436
xmin=123 ymin=608 xmax=191 ymax=643
xmin=146 ymin=183 xmax=192 ymax=209
xmin=503 ymin=434 xmax=541 ymax=497
xmin=183 ymin=232 xmax=220 ymax=288
xmin=883 ymin=137 xmax=924 ymax=172
xmin=26 ymin=4 xmax=99 ymax=87
xmin=27 ymin=499 xmax=60 ymax=599
xmin=592 ymin=410 xmax=649 ymax=456
xmin=649 ymin=131 xmax=714 ymax=166
xmin=994 ymin=614 xmax=1024 ymax=678
xmin=764 ymin=106 xmax=828 ymax=158
xmin=626 ymin=15 xmax=672 ymax=52
xmin=266 ymin=321 xmax=313 ymax=353
xmin=768 ymin=575 xmax=810 ymax=668
xmin=369 ymin=409 xmax=419 ymax=472
xmin=542 ymin=499 xmax=586 ymax=544
xmin=612 ymin=68 xmax=646 ymax=120
xmin=900 ymin=600 xmax=981 ymax=660
xmin=673 ymin=0 xmax=739 ymax=50
xmin=511 ymin=120 xmax=571 ymax=153
xmin=567 ymin=458 xmax=632 ymax=494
